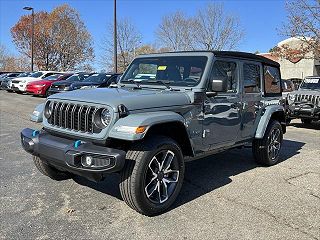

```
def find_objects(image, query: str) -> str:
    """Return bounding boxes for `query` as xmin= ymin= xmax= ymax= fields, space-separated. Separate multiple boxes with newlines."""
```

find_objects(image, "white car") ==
xmin=11 ymin=71 xmax=63 ymax=93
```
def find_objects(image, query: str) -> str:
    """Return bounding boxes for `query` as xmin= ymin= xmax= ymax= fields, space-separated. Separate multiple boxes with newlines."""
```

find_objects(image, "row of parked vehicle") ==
xmin=0 ymin=71 xmax=121 ymax=97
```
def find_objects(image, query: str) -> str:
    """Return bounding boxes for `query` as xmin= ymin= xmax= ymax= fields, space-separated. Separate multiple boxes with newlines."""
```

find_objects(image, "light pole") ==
xmin=23 ymin=6 xmax=34 ymax=71
xmin=113 ymin=0 xmax=117 ymax=73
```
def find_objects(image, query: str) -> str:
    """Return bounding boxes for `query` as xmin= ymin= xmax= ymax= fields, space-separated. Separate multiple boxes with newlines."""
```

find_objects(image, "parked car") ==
xmin=21 ymin=51 xmax=286 ymax=216
xmin=11 ymin=71 xmax=63 ymax=93
xmin=26 ymin=73 xmax=73 ymax=97
xmin=48 ymin=73 xmax=119 ymax=95
xmin=1 ymin=72 xmax=33 ymax=91
xmin=0 ymin=72 xmax=32 ymax=92
xmin=47 ymin=72 xmax=92 ymax=95
xmin=287 ymin=76 xmax=320 ymax=124
xmin=0 ymin=72 xmax=21 ymax=85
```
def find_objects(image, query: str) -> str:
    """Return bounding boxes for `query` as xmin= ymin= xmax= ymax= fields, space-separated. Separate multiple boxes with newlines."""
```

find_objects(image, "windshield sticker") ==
xmin=157 ymin=66 xmax=167 ymax=71
xmin=304 ymin=78 xmax=319 ymax=83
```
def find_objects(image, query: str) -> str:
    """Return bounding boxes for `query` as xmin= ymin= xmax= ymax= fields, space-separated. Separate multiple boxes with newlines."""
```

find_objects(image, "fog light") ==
xmin=81 ymin=155 xmax=93 ymax=167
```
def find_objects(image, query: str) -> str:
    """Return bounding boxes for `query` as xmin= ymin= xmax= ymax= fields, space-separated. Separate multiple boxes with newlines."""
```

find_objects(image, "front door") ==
xmin=240 ymin=61 xmax=263 ymax=139
xmin=202 ymin=59 xmax=242 ymax=150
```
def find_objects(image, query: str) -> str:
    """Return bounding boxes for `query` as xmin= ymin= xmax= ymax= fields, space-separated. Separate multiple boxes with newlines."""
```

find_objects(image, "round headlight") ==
xmin=100 ymin=108 xmax=111 ymax=127
xmin=44 ymin=101 xmax=54 ymax=119
xmin=288 ymin=94 xmax=295 ymax=101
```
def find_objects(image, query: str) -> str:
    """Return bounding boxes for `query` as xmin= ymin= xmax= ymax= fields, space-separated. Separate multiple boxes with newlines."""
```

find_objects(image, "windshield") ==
xmin=30 ymin=72 xmax=43 ymax=78
xmin=17 ymin=72 xmax=31 ymax=77
xmin=65 ymin=74 xmax=90 ymax=82
xmin=84 ymin=74 xmax=110 ymax=83
xmin=299 ymin=78 xmax=320 ymax=90
xmin=121 ymin=56 xmax=207 ymax=87
xmin=43 ymin=74 xmax=63 ymax=81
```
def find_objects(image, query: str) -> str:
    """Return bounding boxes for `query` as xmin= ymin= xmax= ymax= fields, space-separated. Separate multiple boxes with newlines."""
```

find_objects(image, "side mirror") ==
xmin=211 ymin=79 xmax=228 ymax=92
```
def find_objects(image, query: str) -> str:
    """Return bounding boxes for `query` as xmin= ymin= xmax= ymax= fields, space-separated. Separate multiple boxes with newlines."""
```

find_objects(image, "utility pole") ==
xmin=113 ymin=0 xmax=118 ymax=73
xmin=23 ymin=6 xmax=34 ymax=71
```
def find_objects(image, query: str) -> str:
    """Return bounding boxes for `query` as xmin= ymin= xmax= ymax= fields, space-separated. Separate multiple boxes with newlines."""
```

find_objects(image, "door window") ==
xmin=210 ymin=60 xmax=237 ymax=93
xmin=264 ymin=65 xmax=281 ymax=95
xmin=243 ymin=63 xmax=261 ymax=93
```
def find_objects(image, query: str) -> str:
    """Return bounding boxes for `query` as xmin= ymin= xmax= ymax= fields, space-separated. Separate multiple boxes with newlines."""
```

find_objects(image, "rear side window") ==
xmin=243 ymin=63 xmax=261 ymax=93
xmin=264 ymin=65 xmax=281 ymax=95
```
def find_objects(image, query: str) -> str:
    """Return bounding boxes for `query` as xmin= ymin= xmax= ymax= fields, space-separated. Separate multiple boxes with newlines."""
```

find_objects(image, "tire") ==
xmin=6 ymin=89 xmax=13 ymax=92
xmin=33 ymin=156 xmax=71 ymax=181
xmin=301 ymin=119 xmax=312 ymax=124
xmin=252 ymin=120 xmax=283 ymax=166
xmin=119 ymin=136 xmax=185 ymax=216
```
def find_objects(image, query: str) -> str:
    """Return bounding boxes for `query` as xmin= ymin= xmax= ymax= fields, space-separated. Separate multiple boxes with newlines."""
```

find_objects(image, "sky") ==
xmin=0 ymin=0 xmax=288 ymax=70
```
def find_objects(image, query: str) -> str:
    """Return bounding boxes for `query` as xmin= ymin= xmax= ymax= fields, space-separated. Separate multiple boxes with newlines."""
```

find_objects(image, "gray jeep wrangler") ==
xmin=21 ymin=51 xmax=286 ymax=216
xmin=287 ymin=76 xmax=320 ymax=124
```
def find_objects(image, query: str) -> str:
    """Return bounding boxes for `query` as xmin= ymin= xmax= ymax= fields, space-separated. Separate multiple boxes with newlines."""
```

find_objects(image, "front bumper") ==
xmin=47 ymin=89 xmax=69 ymax=96
xmin=21 ymin=128 xmax=126 ymax=181
xmin=12 ymin=82 xmax=26 ymax=92
xmin=288 ymin=103 xmax=320 ymax=120
xmin=26 ymin=85 xmax=46 ymax=95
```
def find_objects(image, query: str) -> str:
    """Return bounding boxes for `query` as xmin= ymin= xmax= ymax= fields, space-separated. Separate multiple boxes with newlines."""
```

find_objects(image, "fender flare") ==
xmin=255 ymin=105 xmax=285 ymax=139
xmin=109 ymin=111 xmax=186 ymax=141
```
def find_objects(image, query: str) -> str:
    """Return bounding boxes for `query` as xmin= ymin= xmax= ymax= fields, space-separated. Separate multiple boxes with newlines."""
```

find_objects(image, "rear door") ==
xmin=240 ymin=61 xmax=263 ymax=139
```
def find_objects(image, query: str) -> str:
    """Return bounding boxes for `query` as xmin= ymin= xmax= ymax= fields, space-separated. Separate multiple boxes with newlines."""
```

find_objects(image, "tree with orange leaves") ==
xmin=11 ymin=4 xmax=94 ymax=71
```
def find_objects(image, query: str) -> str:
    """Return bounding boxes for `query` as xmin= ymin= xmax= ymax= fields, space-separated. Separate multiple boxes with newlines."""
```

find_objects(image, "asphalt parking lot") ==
xmin=0 ymin=90 xmax=319 ymax=240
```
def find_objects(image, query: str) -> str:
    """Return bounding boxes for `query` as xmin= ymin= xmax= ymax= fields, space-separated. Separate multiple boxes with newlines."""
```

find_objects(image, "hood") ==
xmin=291 ymin=89 xmax=320 ymax=96
xmin=48 ymin=87 xmax=191 ymax=111
xmin=28 ymin=79 xmax=52 ymax=85
xmin=71 ymin=82 xmax=100 ymax=87
xmin=52 ymin=80 xmax=74 ymax=87
xmin=13 ymin=76 xmax=40 ymax=82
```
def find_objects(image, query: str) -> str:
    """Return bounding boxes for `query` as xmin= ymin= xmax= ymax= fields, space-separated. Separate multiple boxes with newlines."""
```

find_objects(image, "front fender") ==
xmin=109 ymin=111 xmax=185 ymax=141
xmin=255 ymin=105 xmax=285 ymax=139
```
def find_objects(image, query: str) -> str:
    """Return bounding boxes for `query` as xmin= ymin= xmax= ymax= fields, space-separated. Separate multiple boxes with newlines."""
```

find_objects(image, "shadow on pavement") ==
xmin=290 ymin=121 xmax=320 ymax=130
xmin=73 ymin=139 xmax=305 ymax=212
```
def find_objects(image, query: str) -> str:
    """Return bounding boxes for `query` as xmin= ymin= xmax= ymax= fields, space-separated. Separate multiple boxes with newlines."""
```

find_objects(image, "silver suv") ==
xmin=21 ymin=51 xmax=286 ymax=216
xmin=287 ymin=76 xmax=320 ymax=124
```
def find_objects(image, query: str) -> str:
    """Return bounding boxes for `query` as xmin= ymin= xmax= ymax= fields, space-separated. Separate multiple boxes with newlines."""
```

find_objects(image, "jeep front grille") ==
xmin=295 ymin=94 xmax=320 ymax=105
xmin=47 ymin=102 xmax=99 ymax=134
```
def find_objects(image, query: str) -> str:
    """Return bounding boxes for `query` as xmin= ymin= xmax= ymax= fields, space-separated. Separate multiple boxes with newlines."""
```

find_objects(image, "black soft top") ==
xmin=212 ymin=51 xmax=280 ymax=67
xmin=158 ymin=50 xmax=280 ymax=68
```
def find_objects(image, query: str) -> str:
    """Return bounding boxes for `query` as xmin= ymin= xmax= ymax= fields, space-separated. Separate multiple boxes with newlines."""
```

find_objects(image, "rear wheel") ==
xmin=119 ymin=136 xmax=184 ymax=216
xmin=301 ymin=119 xmax=312 ymax=124
xmin=252 ymin=120 xmax=283 ymax=166
xmin=33 ymin=156 xmax=72 ymax=180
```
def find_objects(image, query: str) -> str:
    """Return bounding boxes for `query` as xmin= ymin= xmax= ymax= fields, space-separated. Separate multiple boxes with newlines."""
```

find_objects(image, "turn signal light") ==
xmin=135 ymin=126 xmax=147 ymax=134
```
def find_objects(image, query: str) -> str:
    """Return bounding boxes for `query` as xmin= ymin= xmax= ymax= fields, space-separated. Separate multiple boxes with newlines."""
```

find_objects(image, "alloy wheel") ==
xmin=144 ymin=150 xmax=180 ymax=204
xmin=268 ymin=128 xmax=281 ymax=161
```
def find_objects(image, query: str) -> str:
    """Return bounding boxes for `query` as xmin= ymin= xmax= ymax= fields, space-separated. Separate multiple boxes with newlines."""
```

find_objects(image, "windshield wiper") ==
xmin=146 ymin=80 xmax=173 ymax=90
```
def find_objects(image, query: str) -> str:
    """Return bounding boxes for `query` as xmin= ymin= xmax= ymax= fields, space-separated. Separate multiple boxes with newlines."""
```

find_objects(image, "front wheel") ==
xmin=252 ymin=120 xmax=283 ymax=166
xmin=119 ymin=136 xmax=185 ymax=216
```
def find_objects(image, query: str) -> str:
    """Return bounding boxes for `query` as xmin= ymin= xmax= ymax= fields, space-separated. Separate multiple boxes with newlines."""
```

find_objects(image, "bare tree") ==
xmin=156 ymin=3 xmax=244 ymax=51
xmin=0 ymin=44 xmax=29 ymax=71
xmin=101 ymin=18 xmax=142 ymax=72
xmin=156 ymin=11 xmax=196 ymax=51
xmin=281 ymin=0 xmax=320 ymax=58
xmin=194 ymin=3 xmax=244 ymax=50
